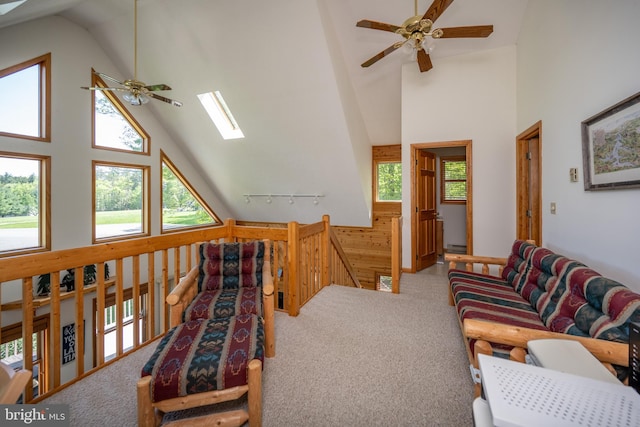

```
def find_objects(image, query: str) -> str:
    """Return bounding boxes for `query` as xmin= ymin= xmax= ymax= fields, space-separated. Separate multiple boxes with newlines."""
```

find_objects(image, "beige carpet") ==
xmin=43 ymin=265 xmax=474 ymax=426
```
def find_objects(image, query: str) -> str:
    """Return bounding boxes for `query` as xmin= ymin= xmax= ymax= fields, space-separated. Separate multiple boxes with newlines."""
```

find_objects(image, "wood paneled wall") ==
xmin=333 ymin=145 xmax=401 ymax=290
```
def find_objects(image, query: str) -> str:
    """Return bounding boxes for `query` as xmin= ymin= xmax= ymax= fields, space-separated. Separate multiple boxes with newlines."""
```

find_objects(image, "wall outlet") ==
xmin=550 ymin=202 xmax=557 ymax=214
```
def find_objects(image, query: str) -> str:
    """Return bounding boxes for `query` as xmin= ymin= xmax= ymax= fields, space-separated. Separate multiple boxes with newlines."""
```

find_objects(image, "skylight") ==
xmin=197 ymin=91 xmax=244 ymax=140
xmin=0 ymin=0 xmax=27 ymax=16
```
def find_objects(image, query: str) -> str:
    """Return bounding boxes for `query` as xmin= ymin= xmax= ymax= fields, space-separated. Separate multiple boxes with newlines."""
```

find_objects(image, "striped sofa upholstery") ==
xmin=450 ymin=240 xmax=640 ymax=377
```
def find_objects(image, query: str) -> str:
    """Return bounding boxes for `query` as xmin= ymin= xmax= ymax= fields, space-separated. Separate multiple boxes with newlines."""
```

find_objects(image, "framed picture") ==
xmin=582 ymin=91 xmax=640 ymax=190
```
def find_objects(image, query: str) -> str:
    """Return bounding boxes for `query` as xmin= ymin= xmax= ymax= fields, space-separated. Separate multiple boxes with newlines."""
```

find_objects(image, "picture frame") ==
xmin=582 ymin=91 xmax=640 ymax=190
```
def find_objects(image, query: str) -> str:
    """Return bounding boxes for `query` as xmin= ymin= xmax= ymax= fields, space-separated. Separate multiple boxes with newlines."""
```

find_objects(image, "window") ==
xmin=440 ymin=156 xmax=467 ymax=204
xmin=376 ymin=161 xmax=402 ymax=202
xmin=376 ymin=273 xmax=392 ymax=292
xmin=161 ymin=152 xmax=220 ymax=232
xmin=0 ymin=152 xmax=50 ymax=256
xmin=93 ymin=161 xmax=149 ymax=242
xmin=197 ymin=91 xmax=244 ymax=140
xmin=92 ymin=71 xmax=150 ymax=154
xmin=93 ymin=285 xmax=148 ymax=364
xmin=0 ymin=53 xmax=50 ymax=141
xmin=1 ymin=315 xmax=50 ymax=401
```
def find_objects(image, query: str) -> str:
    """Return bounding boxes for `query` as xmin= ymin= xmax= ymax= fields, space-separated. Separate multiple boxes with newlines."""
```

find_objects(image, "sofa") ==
xmin=445 ymin=240 xmax=639 ymax=394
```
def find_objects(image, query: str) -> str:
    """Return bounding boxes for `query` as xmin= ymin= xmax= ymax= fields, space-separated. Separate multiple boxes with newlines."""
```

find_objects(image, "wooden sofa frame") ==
xmin=445 ymin=253 xmax=630 ymax=396
xmin=137 ymin=240 xmax=276 ymax=426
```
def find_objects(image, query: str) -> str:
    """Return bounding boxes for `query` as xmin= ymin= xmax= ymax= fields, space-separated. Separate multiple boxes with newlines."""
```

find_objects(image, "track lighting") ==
xmin=242 ymin=194 xmax=324 ymax=205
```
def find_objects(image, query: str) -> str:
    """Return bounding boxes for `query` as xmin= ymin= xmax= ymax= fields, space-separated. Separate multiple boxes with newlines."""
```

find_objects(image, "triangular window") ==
xmin=161 ymin=151 xmax=220 ymax=232
xmin=91 ymin=71 xmax=149 ymax=154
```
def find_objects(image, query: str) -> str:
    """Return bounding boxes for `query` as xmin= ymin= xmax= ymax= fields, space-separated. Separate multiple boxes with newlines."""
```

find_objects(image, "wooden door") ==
xmin=516 ymin=122 xmax=542 ymax=245
xmin=416 ymin=150 xmax=437 ymax=270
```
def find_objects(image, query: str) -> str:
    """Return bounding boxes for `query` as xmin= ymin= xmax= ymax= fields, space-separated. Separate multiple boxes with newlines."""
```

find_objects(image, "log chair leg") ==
xmin=137 ymin=376 xmax=158 ymax=427
xmin=509 ymin=347 xmax=527 ymax=364
xmin=473 ymin=340 xmax=493 ymax=398
xmin=247 ymin=359 xmax=263 ymax=427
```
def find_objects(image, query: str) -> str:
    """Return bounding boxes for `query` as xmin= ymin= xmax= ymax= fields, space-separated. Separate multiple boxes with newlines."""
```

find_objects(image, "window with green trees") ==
xmin=93 ymin=161 xmax=149 ymax=241
xmin=376 ymin=161 xmax=402 ymax=202
xmin=92 ymin=72 xmax=149 ymax=154
xmin=440 ymin=156 xmax=467 ymax=204
xmin=0 ymin=153 xmax=50 ymax=256
xmin=161 ymin=152 xmax=220 ymax=232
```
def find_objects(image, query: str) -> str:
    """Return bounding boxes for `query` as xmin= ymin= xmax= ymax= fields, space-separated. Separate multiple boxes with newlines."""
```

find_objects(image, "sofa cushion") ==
xmin=450 ymin=269 xmax=549 ymax=358
xmin=501 ymin=240 xmax=537 ymax=288
xmin=198 ymin=241 xmax=264 ymax=292
xmin=450 ymin=270 xmax=545 ymax=328
xmin=545 ymin=266 xmax=640 ymax=341
xmin=183 ymin=286 xmax=263 ymax=322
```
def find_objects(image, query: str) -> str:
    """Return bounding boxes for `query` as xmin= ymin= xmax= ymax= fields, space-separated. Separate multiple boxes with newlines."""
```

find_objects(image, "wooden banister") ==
xmin=0 ymin=215 xmax=364 ymax=401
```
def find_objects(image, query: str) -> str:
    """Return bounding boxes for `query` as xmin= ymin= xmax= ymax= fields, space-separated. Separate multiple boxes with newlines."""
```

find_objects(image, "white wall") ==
xmin=0 ymin=16 xmax=232 ymax=252
xmin=0 ymin=16 xmax=232 ymax=380
xmin=401 ymin=46 xmax=518 ymax=268
xmin=517 ymin=0 xmax=640 ymax=290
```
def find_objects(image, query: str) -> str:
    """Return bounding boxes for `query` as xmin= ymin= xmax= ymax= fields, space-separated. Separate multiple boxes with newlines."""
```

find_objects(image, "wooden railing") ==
xmin=391 ymin=216 xmax=402 ymax=294
xmin=0 ymin=215 xmax=358 ymax=402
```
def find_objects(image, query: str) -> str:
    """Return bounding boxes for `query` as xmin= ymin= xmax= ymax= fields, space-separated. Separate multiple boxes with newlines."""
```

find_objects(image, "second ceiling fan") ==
xmin=357 ymin=0 xmax=493 ymax=73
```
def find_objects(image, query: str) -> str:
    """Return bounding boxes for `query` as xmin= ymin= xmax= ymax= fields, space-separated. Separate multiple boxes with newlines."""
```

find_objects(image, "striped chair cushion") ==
xmin=141 ymin=314 xmax=264 ymax=403
xmin=449 ymin=269 xmax=548 ymax=358
xmin=183 ymin=287 xmax=262 ymax=322
xmin=198 ymin=241 xmax=264 ymax=292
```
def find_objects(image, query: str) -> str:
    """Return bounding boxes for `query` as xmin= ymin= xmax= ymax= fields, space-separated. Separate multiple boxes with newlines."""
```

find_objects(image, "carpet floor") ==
xmin=42 ymin=265 xmax=475 ymax=426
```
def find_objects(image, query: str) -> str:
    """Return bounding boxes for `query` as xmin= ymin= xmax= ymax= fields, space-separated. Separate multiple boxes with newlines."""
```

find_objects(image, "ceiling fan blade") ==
xmin=361 ymin=43 xmax=402 ymax=68
xmin=438 ymin=25 xmax=494 ymax=38
xmin=148 ymin=92 xmax=183 ymax=107
xmin=144 ymin=83 xmax=172 ymax=91
xmin=356 ymin=19 xmax=401 ymax=33
xmin=93 ymin=72 xmax=125 ymax=87
xmin=81 ymin=86 xmax=125 ymax=92
xmin=423 ymin=0 xmax=455 ymax=22
xmin=416 ymin=49 xmax=433 ymax=73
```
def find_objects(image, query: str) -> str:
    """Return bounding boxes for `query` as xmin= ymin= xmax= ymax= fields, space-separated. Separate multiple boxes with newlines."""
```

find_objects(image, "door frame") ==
xmin=516 ymin=121 xmax=542 ymax=245
xmin=410 ymin=140 xmax=473 ymax=273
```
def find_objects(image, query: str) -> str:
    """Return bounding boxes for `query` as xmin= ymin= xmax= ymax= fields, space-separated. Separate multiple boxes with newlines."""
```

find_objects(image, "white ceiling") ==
xmin=0 ymin=0 xmax=528 ymax=225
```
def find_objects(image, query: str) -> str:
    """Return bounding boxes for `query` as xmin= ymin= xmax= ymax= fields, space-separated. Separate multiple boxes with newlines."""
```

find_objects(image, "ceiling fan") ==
xmin=81 ymin=0 xmax=182 ymax=107
xmin=356 ymin=0 xmax=493 ymax=73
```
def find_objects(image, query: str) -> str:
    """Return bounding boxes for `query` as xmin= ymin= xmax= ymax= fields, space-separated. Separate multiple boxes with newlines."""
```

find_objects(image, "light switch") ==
xmin=550 ymin=202 xmax=557 ymax=214
xmin=570 ymin=168 xmax=579 ymax=182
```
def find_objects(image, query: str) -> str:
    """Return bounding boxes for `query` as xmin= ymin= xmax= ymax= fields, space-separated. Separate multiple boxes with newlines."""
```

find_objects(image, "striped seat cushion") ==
xmin=449 ymin=269 xmax=548 ymax=358
xmin=183 ymin=286 xmax=263 ymax=322
xmin=141 ymin=314 xmax=264 ymax=402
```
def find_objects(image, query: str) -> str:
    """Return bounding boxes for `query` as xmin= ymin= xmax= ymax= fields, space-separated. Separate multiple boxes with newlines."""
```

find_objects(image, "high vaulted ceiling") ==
xmin=0 ymin=0 xmax=528 ymax=225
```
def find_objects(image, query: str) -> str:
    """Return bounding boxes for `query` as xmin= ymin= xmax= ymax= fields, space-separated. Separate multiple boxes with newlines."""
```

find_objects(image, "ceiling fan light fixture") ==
xmin=123 ymin=91 xmax=149 ymax=106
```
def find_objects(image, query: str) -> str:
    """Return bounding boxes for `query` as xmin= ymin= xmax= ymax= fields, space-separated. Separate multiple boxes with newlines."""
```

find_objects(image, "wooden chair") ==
xmin=137 ymin=240 xmax=275 ymax=427
xmin=0 ymin=361 xmax=31 ymax=404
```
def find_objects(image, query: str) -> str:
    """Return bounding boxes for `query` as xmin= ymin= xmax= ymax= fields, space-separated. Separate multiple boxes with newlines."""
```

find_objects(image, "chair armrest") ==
xmin=166 ymin=265 xmax=199 ymax=328
xmin=262 ymin=260 xmax=274 ymax=297
xmin=166 ymin=265 xmax=199 ymax=306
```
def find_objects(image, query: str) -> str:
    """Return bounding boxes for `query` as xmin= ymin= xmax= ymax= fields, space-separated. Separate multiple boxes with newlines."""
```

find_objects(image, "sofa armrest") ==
xmin=166 ymin=265 xmax=199 ymax=328
xmin=463 ymin=318 xmax=628 ymax=368
xmin=444 ymin=254 xmax=507 ymax=276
